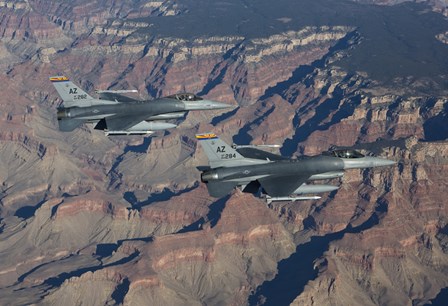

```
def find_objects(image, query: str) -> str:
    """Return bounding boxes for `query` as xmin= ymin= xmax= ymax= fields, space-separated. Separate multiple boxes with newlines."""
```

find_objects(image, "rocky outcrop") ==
xmin=436 ymin=31 xmax=448 ymax=44
xmin=0 ymin=0 xmax=30 ymax=10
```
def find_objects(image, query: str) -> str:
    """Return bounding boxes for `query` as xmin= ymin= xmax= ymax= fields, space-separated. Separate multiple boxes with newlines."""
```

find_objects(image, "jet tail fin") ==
xmin=49 ymin=76 xmax=99 ymax=108
xmin=196 ymin=133 xmax=257 ymax=168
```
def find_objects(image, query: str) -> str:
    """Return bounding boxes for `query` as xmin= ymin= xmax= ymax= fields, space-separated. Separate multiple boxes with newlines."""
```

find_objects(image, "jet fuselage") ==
xmin=196 ymin=133 xmax=396 ymax=200
xmin=50 ymin=76 xmax=232 ymax=134
xmin=202 ymin=156 xmax=345 ymax=183
xmin=57 ymin=98 xmax=186 ymax=121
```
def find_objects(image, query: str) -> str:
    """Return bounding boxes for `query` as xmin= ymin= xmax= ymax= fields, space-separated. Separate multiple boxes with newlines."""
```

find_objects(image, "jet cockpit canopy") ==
xmin=325 ymin=149 xmax=365 ymax=159
xmin=168 ymin=93 xmax=203 ymax=101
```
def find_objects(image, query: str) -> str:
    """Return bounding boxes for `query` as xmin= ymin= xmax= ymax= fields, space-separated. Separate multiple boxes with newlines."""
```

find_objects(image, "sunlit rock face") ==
xmin=0 ymin=0 xmax=447 ymax=305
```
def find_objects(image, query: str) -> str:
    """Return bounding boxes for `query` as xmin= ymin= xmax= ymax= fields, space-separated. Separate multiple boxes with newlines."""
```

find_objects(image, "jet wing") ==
xmin=98 ymin=92 xmax=137 ymax=102
xmin=237 ymin=147 xmax=287 ymax=161
xmin=258 ymin=175 xmax=309 ymax=197
xmin=104 ymin=113 xmax=152 ymax=131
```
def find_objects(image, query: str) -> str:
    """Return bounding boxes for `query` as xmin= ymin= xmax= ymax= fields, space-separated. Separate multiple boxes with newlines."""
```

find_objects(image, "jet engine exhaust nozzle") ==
xmin=57 ymin=109 xmax=69 ymax=119
xmin=201 ymin=171 xmax=219 ymax=182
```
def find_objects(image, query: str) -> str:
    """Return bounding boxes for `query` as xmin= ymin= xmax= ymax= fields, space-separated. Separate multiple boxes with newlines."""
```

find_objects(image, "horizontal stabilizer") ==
xmin=58 ymin=118 xmax=84 ymax=132
xmin=206 ymin=181 xmax=238 ymax=198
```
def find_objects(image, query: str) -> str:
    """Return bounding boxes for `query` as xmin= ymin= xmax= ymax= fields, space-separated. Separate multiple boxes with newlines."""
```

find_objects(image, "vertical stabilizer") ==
xmin=196 ymin=133 xmax=267 ymax=168
xmin=49 ymin=76 xmax=98 ymax=107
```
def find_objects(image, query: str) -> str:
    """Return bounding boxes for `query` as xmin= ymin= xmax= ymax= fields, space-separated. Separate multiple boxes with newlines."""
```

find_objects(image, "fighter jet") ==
xmin=195 ymin=133 xmax=395 ymax=202
xmin=49 ymin=76 xmax=232 ymax=135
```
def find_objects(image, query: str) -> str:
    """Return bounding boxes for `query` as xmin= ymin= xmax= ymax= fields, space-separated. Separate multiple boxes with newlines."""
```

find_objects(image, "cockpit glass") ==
xmin=327 ymin=149 xmax=365 ymax=158
xmin=167 ymin=93 xmax=203 ymax=101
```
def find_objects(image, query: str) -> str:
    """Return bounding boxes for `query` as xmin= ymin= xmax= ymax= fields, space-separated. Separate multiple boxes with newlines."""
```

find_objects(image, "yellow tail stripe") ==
xmin=49 ymin=76 xmax=69 ymax=82
xmin=196 ymin=133 xmax=218 ymax=140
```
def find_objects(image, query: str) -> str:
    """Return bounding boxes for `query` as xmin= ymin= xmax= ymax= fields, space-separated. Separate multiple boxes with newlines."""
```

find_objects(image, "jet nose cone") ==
xmin=182 ymin=100 xmax=234 ymax=110
xmin=342 ymin=157 xmax=396 ymax=169
xmin=374 ymin=158 xmax=396 ymax=167
xmin=203 ymin=100 xmax=234 ymax=110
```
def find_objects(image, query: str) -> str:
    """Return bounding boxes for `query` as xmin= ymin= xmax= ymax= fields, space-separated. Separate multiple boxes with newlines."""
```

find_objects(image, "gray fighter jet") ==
xmin=195 ymin=133 xmax=395 ymax=202
xmin=50 ymin=76 xmax=232 ymax=135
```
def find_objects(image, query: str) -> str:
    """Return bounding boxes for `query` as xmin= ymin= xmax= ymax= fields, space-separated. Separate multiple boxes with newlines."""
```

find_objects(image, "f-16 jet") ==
xmin=196 ymin=133 xmax=395 ymax=202
xmin=49 ymin=76 xmax=232 ymax=135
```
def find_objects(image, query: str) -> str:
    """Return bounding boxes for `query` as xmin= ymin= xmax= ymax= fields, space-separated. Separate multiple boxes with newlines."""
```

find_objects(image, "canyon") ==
xmin=0 ymin=0 xmax=447 ymax=305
